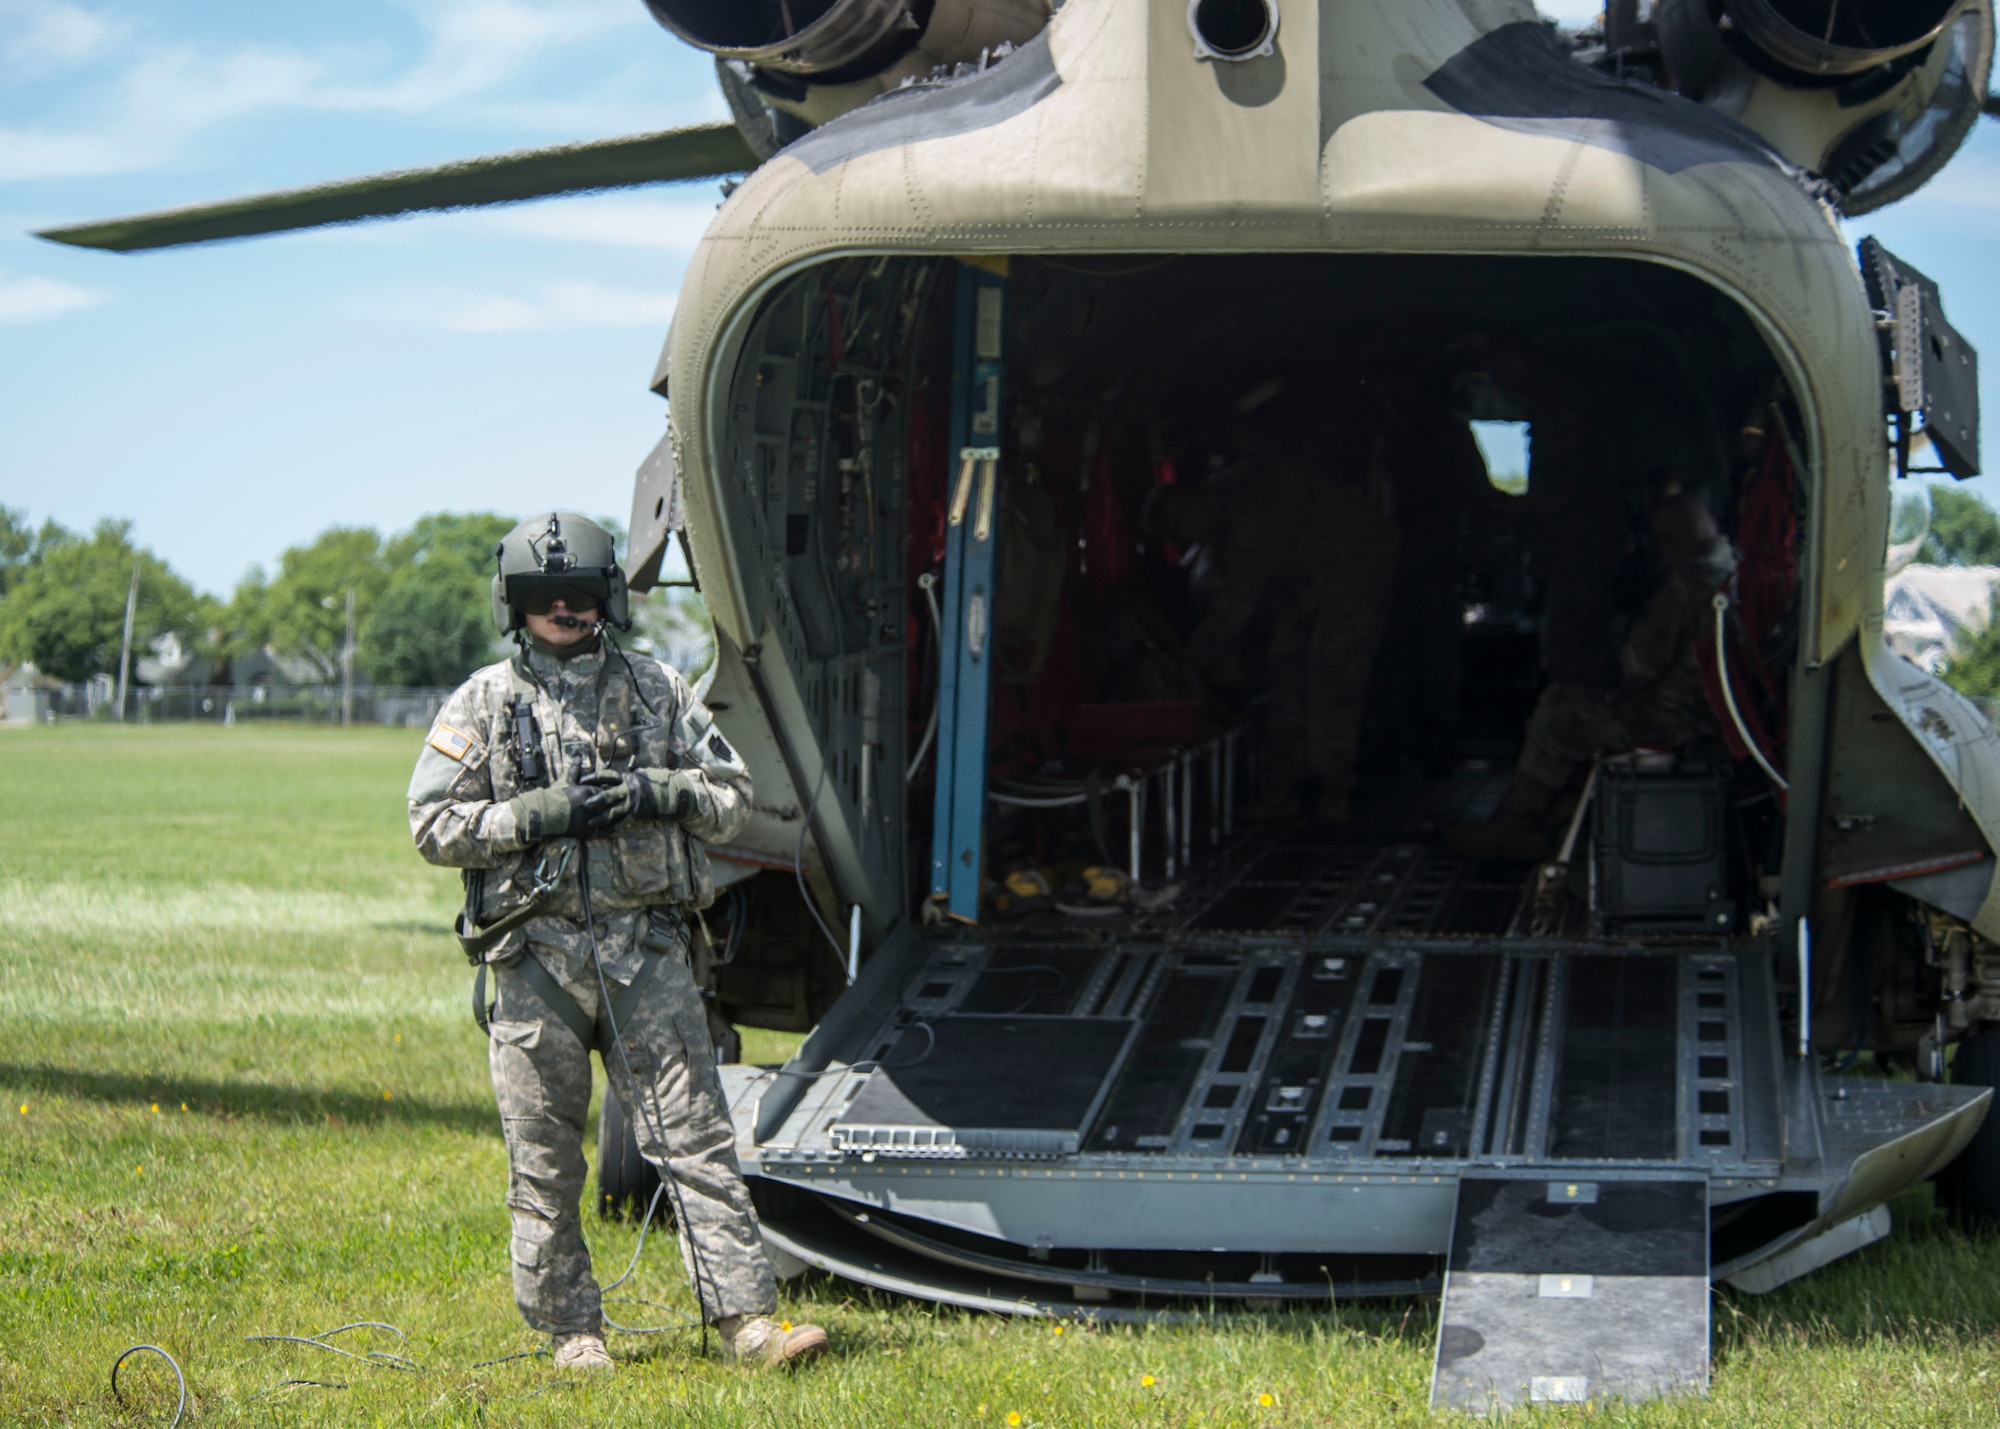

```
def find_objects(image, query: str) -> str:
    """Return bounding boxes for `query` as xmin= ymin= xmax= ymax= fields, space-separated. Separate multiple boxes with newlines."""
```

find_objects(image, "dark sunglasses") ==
xmin=511 ymin=577 xmax=607 ymax=616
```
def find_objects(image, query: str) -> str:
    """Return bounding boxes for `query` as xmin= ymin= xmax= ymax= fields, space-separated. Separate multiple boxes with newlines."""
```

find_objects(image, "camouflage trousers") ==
xmin=486 ymin=932 xmax=777 ymax=1333
xmin=1266 ymin=550 xmax=1397 ymax=807
xmin=1514 ymin=682 xmax=1707 ymax=814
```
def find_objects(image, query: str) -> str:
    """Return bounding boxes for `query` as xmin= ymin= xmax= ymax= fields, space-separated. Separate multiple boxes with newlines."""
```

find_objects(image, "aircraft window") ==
xmin=1470 ymin=420 xmax=1529 ymax=496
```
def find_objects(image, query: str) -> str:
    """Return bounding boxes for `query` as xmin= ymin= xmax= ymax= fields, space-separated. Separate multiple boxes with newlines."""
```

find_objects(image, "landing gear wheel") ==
xmin=1943 ymin=1026 xmax=2000 ymax=1229
xmin=596 ymin=1094 xmax=666 ymax=1223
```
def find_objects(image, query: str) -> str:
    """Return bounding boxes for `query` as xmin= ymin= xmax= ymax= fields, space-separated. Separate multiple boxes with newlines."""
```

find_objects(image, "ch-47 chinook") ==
xmin=42 ymin=0 xmax=2000 ymax=1408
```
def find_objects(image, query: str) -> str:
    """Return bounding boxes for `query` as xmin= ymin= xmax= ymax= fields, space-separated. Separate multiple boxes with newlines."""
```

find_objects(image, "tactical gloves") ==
xmin=629 ymin=768 xmax=700 ymax=824
xmin=508 ymin=781 xmax=619 ymax=842
xmin=565 ymin=767 xmax=701 ymax=834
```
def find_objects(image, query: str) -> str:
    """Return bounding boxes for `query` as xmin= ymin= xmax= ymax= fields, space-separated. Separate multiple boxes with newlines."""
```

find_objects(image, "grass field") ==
xmin=8 ymin=724 xmax=2000 ymax=1426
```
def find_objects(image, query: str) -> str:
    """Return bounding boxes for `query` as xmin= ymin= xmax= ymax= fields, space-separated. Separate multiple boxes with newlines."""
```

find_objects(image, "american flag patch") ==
xmin=427 ymin=724 xmax=475 ymax=761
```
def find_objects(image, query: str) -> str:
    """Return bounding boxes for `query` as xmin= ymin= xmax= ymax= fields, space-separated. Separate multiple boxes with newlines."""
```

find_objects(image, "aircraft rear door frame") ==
xmin=929 ymin=260 xmax=1010 ymax=923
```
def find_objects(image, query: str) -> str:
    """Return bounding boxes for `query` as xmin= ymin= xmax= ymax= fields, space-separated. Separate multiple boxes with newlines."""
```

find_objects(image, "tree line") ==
xmin=0 ymin=508 xmax=708 ymax=690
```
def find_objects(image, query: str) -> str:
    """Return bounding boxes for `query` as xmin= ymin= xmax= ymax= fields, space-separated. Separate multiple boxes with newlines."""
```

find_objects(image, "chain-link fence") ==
xmin=10 ymin=683 xmax=459 ymax=728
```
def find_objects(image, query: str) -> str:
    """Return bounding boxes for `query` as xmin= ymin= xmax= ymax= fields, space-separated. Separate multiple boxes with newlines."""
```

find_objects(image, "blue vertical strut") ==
xmin=928 ymin=262 xmax=1007 ymax=922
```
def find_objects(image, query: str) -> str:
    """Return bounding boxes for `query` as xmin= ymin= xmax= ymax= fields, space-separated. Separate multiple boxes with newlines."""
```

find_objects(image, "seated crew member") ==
xmin=1448 ymin=490 xmax=1737 ymax=861
xmin=408 ymin=511 xmax=827 ymax=1372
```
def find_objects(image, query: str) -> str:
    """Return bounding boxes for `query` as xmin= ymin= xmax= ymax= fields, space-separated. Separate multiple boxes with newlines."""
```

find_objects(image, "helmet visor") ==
xmin=509 ymin=574 xmax=610 ymax=616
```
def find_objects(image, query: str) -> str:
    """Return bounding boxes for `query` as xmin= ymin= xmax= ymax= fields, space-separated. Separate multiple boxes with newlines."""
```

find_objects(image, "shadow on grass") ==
xmin=1714 ymin=1187 xmax=2000 ymax=1350
xmin=370 ymin=920 xmax=456 ymax=937
xmin=0 ymin=1061 xmax=496 ymax=1135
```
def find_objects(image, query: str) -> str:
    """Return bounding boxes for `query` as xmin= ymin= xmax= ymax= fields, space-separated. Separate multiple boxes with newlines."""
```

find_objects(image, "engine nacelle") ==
xmin=646 ymin=0 xmax=1052 ymax=143
xmin=1723 ymin=0 xmax=1966 ymax=77
xmin=1657 ymin=0 xmax=1993 ymax=213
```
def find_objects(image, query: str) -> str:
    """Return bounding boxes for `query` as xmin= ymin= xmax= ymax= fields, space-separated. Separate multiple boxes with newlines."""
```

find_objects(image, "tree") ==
xmin=365 ymin=552 xmax=500 ymax=687
xmin=0 ymin=507 xmax=62 ymax=598
xmin=1919 ymin=487 xmax=2000 ymax=567
xmin=0 ymin=520 xmax=205 ymax=682
xmin=1944 ymin=596 xmax=2000 ymax=702
xmin=384 ymin=511 xmax=514 ymax=576
xmin=258 ymin=527 xmax=390 ymax=680
xmin=626 ymin=585 xmax=714 ymax=681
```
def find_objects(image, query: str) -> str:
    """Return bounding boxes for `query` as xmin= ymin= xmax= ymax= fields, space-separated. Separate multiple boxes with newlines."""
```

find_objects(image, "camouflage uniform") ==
xmin=1524 ymin=384 xmax=1627 ymax=689
xmin=1514 ymin=538 xmax=1737 ymax=813
xmin=409 ymin=641 xmax=776 ymax=1333
xmin=1187 ymin=460 xmax=1400 ymax=814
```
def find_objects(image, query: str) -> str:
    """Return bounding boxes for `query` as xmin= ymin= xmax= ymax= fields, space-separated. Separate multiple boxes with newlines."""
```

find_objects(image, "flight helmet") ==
xmin=491 ymin=511 xmax=631 ymax=635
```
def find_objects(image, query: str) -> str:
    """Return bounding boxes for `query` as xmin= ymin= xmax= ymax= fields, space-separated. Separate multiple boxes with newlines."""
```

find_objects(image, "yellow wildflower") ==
xmin=1259 ymin=1392 xmax=1275 ymax=1407
xmin=1141 ymin=1375 xmax=1156 ymax=1387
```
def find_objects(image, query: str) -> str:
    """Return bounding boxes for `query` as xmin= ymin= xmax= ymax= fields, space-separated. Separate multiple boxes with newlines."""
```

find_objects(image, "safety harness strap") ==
xmin=471 ymin=935 xmax=667 ymax=1050
xmin=512 ymin=953 xmax=599 ymax=1049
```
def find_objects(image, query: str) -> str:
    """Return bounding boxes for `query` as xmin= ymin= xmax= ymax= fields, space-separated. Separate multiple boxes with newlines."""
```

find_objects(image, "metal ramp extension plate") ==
xmin=1431 ymin=1176 xmax=1709 ymax=1412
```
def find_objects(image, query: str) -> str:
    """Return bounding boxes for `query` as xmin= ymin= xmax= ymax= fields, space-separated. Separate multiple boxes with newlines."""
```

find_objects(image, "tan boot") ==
xmin=718 ymin=1314 xmax=830 ymax=1368
xmin=551 ymin=1331 xmax=614 ymax=1370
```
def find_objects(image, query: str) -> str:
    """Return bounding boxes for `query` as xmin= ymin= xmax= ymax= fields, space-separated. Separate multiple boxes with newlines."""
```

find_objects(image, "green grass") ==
xmin=7 ymin=724 xmax=2000 ymax=1425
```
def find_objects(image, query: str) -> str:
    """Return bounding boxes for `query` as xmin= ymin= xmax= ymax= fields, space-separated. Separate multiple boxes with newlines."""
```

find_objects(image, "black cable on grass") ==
xmin=600 ymin=1180 xmax=704 ymax=1336
xmin=245 ymin=1379 xmax=348 ymax=1402
xmin=245 ymin=1321 xmax=419 ymax=1371
xmin=469 ymin=1347 xmax=550 ymax=1369
xmin=578 ymin=859 xmax=717 ymax=1353
xmin=111 ymin=1345 xmax=187 ymax=1429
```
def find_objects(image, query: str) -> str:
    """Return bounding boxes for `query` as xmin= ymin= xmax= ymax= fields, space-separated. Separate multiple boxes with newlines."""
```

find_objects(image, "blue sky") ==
xmin=2 ymin=0 xmax=1997 ymax=595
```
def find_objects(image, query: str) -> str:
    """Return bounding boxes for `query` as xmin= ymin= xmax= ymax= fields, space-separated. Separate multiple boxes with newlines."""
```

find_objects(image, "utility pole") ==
xmin=114 ymin=562 xmax=139 ymax=723
xmin=341 ymin=586 xmax=356 ymax=728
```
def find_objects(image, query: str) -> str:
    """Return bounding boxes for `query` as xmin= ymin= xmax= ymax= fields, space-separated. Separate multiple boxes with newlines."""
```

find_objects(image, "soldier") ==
xmin=1464 ymin=335 xmax=1628 ymax=689
xmin=1448 ymin=491 xmax=1737 ymax=861
xmin=1160 ymin=397 xmax=1399 ymax=823
xmin=409 ymin=512 xmax=827 ymax=1372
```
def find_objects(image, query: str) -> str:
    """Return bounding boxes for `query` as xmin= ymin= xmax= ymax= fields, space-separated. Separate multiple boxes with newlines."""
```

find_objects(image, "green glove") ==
xmin=507 ymin=782 xmax=601 ymax=843
xmin=632 ymin=768 xmax=699 ymax=824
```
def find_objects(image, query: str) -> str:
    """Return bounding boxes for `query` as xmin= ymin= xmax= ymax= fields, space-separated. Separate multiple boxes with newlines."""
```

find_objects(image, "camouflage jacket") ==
xmin=408 ymin=641 xmax=751 ymax=967
xmin=1620 ymin=537 xmax=1740 ymax=732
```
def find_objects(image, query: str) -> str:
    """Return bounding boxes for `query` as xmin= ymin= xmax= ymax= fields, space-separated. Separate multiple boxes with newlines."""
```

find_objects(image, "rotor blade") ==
xmin=35 ymin=122 xmax=760 ymax=253
xmin=1987 ymin=93 xmax=2000 ymax=118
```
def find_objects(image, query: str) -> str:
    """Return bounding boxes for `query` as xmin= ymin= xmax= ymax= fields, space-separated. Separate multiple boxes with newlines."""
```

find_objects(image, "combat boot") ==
xmin=1445 ymin=803 xmax=1546 ymax=863
xmin=552 ymin=1331 xmax=614 ymax=1370
xmin=718 ymin=1314 xmax=830 ymax=1368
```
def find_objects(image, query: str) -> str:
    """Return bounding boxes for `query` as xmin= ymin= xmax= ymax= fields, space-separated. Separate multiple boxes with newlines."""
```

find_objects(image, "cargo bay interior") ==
xmin=696 ymin=251 xmax=1838 ymax=1294
xmin=708 ymin=251 xmax=1799 ymax=972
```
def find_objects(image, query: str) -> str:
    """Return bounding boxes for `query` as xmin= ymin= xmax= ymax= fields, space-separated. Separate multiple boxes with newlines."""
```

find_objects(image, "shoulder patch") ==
xmin=708 ymin=732 xmax=735 ymax=763
xmin=428 ymin=724 xmax=476 ymax=762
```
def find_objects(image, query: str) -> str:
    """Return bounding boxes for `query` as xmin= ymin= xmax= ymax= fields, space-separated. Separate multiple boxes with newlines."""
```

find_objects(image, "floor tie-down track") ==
xmin=726 ymin=846 xmax=1989 ymax=1406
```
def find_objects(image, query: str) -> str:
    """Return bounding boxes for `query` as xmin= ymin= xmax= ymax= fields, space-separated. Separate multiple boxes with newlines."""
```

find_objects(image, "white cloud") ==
xmin=0 ymin=0 xmax=126 ymax=70
xmin=394 ymin=278 xmax=676 ymax=331
xmin=286 ymin=194 xmax=722 ymax=251
xmin=483 ymin=195 xmax=721 ymax=249
xmin=1898 ymin=157 xmax=2000 ymax=218
xmin=0 ymin=269 xmax=107 ymax=324
xmin=0 ymin=0 xmax=667 ymax=183
xmin=0 ymin=42 xmax=328 ymax=180
xmin=1537 ymin=2 xmax=1603 ymax=26
xmin=314 ymin=0 xmax=640 ymax=115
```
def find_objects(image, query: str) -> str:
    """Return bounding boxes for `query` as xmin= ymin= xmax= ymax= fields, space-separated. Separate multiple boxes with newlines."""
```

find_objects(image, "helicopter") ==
xmin=40 ymin=0 xmax=2000 ymax=1410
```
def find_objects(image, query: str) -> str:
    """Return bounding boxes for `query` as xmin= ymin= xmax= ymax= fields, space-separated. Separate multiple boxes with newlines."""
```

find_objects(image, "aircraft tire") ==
xmin=1944 ymin=1026 xmax=2000 ymax=1230
xmin=596 ymin=1093 xmax=666 ymax=1224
